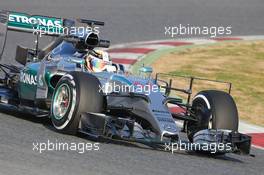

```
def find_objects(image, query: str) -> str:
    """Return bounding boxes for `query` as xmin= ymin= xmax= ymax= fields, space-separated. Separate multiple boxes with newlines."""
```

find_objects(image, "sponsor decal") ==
xmin=8 ymin=12 xmax=63 ymax=33
xmin=20 ymin=72 xmax=37 ymax=85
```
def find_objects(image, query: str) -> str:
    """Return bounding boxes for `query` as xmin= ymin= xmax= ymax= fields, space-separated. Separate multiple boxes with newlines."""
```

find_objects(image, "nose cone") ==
xmin=148 ymin=91 xmax=179 ymax=141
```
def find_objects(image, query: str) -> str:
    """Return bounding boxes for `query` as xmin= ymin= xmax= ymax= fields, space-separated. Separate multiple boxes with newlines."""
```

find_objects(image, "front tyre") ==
xmin=187 ymin=90 xmax=239 ymax=142
xmin=51 ymin=72 xmax=104 ymax=134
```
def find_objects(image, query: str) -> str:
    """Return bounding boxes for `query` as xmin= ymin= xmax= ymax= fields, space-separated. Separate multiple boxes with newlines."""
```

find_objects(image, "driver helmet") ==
xmin=86 ymin=50 xmax=111 ymax=72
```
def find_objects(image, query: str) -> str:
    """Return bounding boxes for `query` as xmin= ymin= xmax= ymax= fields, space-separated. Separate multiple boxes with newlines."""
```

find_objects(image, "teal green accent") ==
xmin=19 ymin=62 xmax=40 ymax=100
xmin=45 ymin=71 xmax=55 ymax=99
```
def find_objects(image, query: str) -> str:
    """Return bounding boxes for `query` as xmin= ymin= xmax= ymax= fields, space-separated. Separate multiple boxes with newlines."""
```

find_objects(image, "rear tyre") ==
xmin=187 ymin=90 xmax=238 ymax=142
xmin=50 ymin=72 xmax=104 ymax=134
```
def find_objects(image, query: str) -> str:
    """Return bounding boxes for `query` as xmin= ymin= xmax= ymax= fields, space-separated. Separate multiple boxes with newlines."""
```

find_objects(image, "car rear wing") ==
xmin=0 ymin=10 xmax=71 ymax=60
xmin=0 ymin=10 xmax=105 ymax=35
xmin=0 ymin=10 xmax=109 ymax=60
xmin=6 ymin=11 xmax=66 ymax=34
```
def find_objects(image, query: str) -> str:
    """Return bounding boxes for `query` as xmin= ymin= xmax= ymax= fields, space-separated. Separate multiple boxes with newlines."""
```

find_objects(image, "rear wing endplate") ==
xmin=0 ymin=11 xmax=8 ymax=60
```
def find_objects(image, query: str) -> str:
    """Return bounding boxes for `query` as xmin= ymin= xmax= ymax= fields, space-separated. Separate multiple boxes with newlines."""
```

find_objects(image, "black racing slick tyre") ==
xmin=50 ymin=72 xmax=104 ymax=134
xmin=187 ymin=90 xmax=239 ymax=142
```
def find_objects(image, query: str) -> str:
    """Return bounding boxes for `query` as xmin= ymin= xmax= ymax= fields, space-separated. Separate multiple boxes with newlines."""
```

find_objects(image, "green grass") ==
xmin=146 ymin=40 xmax=264 ymax=126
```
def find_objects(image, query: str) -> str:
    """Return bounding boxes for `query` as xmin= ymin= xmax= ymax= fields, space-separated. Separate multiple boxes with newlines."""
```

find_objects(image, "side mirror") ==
xmin=138 ymin=66 xmax=153 ymax=79
xmin=139 ymin=66 xmax=153 ymax=74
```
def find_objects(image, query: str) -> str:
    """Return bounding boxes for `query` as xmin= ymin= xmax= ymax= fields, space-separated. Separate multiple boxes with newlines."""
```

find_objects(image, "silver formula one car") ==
xmin=0 ymin=11 xmax=251 ymax=155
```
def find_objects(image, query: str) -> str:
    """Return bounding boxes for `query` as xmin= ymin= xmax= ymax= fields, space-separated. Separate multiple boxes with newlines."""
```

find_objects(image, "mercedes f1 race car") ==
xmin=0 ymin=11 xmax=251 ymax=155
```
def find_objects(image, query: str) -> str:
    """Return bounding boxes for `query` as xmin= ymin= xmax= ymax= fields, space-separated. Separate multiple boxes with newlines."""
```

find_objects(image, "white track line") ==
xmin=239 ymin=121 xmax=264 ymax=133
xmin=252 ymin=145 xmax=264 ymax=150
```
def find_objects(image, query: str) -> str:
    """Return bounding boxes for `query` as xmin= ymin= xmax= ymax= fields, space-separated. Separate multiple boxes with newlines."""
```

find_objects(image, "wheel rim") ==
xmin=52 ymin=83 xmax=71 ymax=120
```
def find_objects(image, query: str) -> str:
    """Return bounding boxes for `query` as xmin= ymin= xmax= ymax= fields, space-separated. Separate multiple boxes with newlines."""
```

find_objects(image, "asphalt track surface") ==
xmin=0 ymin=0 xmax=264 ymax=175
